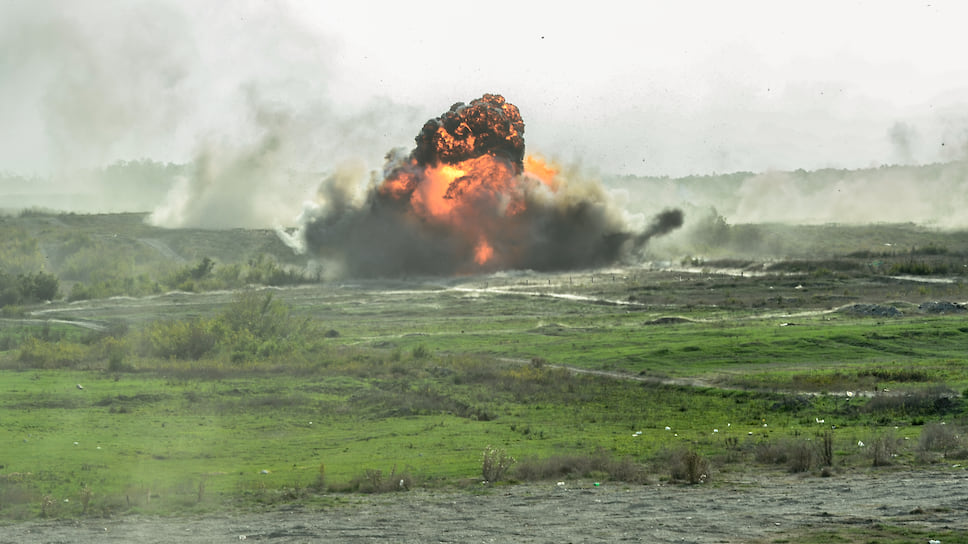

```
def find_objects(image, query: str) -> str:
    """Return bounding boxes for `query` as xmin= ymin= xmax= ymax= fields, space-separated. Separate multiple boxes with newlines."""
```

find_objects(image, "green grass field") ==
xmin=1 ymin=213 xmax=967 ymax=543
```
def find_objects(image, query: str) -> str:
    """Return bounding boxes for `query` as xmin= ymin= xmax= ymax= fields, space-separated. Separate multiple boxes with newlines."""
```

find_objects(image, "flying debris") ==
xmin=300 ymin=93 xmax=683 ymax=277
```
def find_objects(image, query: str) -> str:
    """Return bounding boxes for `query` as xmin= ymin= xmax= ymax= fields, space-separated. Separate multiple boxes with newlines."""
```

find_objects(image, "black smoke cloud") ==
xmin=412 ymin=94 xmax=526 ymax=172
xmin=297 ymin=94 xmax=682 ymax=278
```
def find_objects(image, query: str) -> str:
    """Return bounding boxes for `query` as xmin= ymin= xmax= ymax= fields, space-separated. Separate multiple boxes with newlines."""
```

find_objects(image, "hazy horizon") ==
xmin=3 ymin=1 xmax=967 ymax=229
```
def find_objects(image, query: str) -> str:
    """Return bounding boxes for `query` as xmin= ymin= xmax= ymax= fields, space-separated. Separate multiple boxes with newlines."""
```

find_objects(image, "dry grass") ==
xmin=513 ymin=448 xmax=648 ymax=484
xmin=754 ymin=438 xmax=819 ymax=473
xmin=661 ymin=448 xmax=709 ymax=484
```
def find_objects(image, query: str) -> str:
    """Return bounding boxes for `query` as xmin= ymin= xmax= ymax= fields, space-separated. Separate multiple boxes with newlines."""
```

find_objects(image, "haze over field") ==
xmin=2 ymin=1 xmax=967 ymax=231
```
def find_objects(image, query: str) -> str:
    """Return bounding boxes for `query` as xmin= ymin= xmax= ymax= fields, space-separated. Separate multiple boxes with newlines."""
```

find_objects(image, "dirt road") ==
xmin=4 ymin=468 xmax=965 ymax=543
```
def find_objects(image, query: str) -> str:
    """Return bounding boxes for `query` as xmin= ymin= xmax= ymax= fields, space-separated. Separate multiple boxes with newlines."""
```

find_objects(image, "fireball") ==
xmin=302 ymin=93 xmax=682 ymax=277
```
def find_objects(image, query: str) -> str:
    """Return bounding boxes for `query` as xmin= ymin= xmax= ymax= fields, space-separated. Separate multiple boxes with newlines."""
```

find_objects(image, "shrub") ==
xmin=218 ymin=291 xmax=291 ymax=341
xmin=102 ymin=336 xmax=130 ymax=372
xmin=755 ymin=437 xmax=820 ymax=473
xmin=345 ymin=466 xmax=413 ymax=493
xmin=787 ymin=440 xmax=816 ymax=473
xmin=139 ymin=318 xmax=218 ymax=360
xmin=18 ymin=337 xmax=90 ymax=368
xmin=481 ymin=445 xmax=515 ymax=482
xmin=666 ymin=449 xmax=708 ymax=484
xmin=868 ymin=431 xmax=902 ymax=467
xmin=411 ymin=344 xmax=431 ymax=359
xmin=918 ymin=422 xmax=962 ymax=458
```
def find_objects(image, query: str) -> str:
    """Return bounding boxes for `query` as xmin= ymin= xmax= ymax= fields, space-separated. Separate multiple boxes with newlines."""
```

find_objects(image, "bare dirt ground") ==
xmin=4 ymin=468 xmax=966 ymax=543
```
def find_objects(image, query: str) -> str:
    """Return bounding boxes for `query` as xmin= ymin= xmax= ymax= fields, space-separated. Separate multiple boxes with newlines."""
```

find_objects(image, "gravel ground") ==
xmin=3 ymin=468 xmax=967 ymax=543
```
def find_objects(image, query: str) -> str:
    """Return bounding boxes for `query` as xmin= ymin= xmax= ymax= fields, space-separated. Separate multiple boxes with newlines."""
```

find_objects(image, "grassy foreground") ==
xmin=1 ymin=278 xmax=967 ymax=524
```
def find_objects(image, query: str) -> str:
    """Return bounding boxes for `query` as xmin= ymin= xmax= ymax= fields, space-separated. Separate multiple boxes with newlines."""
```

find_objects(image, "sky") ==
xmin=2 ymin=0 xmax=967 ymax=180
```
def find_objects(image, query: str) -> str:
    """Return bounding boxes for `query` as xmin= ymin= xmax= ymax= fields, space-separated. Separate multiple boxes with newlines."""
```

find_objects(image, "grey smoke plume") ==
xmin=1 ymin=1 xmax=421 ymax=225
xmin=888 ymin=121 xmax=917 ymax=164
xmin=608 ymin=160 xmax=968 ymax=234
xmin=149 ymin=92 xmax=309 ymax=229
xmin=0 ymin=1 xmax=194 ymax=173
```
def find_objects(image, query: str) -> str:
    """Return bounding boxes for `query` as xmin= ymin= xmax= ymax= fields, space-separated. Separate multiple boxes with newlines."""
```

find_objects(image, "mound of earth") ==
xmin=643 ymin=317 xmax=695 ymax=325
xmin=918 ymin=300 xmax=967 ymax=314
xmin=838 ymin=304 xmax=902 ymax=317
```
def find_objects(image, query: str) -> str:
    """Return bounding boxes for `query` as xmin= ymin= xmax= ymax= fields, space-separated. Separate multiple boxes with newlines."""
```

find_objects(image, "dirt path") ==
xmin=0 ymin=317 xmax=108 ymax=332
xmin=4 ymin=469 xmax=965 ymax=543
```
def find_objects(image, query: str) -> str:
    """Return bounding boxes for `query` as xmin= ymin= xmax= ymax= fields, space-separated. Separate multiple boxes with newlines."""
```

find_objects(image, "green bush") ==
xmin=18 ymin=337 xmax=90 ymax=368
xmin=139 ymin=318 xmax=218 ymax=360
xmin=218 ymin=291 xmax=291 ymax=340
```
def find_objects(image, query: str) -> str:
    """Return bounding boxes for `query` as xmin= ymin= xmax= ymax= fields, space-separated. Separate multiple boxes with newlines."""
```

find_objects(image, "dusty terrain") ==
xmin=4 ymin=468 xmax=965 ymax=543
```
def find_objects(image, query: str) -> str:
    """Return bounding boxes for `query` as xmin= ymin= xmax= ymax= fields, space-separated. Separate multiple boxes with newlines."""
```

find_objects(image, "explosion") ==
xmin=300 ymin=93 xmax=682 ymax=277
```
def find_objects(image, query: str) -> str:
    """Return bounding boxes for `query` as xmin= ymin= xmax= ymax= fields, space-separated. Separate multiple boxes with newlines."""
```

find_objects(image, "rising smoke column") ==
xmin=302 ymin=93 xmax=682 ymax=277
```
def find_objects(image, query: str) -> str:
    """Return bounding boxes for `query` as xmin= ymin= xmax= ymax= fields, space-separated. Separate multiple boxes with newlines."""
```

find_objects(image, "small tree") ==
xmin=21 ymin=271 xmax=60 ymax=302
xmin=190 ymin=256 xmax=215 ymax=280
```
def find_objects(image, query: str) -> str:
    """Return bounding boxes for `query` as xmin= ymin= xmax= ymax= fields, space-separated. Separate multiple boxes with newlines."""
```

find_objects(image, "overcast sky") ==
xmin=3 ymin=0 xmax=967 ymax=178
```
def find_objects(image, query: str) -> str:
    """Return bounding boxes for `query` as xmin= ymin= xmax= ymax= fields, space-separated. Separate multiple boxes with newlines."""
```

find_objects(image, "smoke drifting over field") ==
xmin=611 ymin=159 xmax=968 ymax=235
xmin=291 ymin=94 xmax=682 ymax=277
xmin=0 ymin=1 xmax=421 ymax=226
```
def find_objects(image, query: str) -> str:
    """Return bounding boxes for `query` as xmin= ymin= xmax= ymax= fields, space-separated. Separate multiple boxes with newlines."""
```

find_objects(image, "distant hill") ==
xmin=0 ymin=211 xmax=311 ymax=303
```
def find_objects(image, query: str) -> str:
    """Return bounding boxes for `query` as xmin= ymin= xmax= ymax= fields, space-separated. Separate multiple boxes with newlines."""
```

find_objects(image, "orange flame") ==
xmin=474 ymin=237 xmax=494 ymax=265
xmin=381 ymin=153 xmax=534 ymax=269
xmin=524 ymin=155 xmax=560 ymax=190
xmin=412 ymin=163 xmax=467 ymax=217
